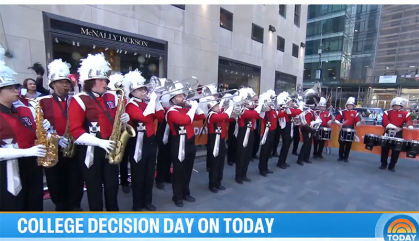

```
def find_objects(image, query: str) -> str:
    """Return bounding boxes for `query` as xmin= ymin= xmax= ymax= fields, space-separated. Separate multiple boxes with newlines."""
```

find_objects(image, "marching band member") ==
xmin=380 ymin=97 xmax=413 ymax=172
xmin=335 ymin=97 xmax=360 ymax=162
xmin=123 ymin=70 xmax=164 ymax=211
xmin=109 ymin=73 xmax=131 ymax=194
xmin=226 ymin=91 xmax=239 ymax=166
xmin=297 ymin=94 xmax=321 ymax=166
xmin=312 ymin=97 xmax=333 ymax=159
xmin=276 ymin=92 xmax=303 ymax=169
xmin=155 ymin=92 xmax=172 ymax=190
xmin=258 ymin=90 xmax=286 ymax=176
xmin=271 ymin=117 xmax=280 ymax=157
xmin=38 ymin=59 xmax=84 ymax=211
xmin=0 ymin=56 xmax=48 ymax=211
xmin=291 ymin=99 xmax=302 ymax=156
xmin=200 ymin=96 xmax=233 ymax=193
xmin=69 ymin=53 xmax=130 ymax=211
xmin=234 ymin=88 xmax=261 ymax=184
xmin=166 ymin=82 xmax=205 ymax=207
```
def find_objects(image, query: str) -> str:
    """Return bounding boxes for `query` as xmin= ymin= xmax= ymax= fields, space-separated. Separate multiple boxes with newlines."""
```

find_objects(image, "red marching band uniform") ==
xmin=166 ymin=82 xmax=205 ymax=207
xmin=0 ymin=55 xmax=46 ymax=211
xmin=380 ymin=97 xmax=413 ymax=171
xmin=313 ymin=97 xmax=333 ymax=159
xmin=69 ymin=53 xmax=130 ymax=211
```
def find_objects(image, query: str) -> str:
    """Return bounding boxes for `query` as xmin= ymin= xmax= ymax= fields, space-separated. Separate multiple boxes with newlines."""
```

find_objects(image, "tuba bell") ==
xmin=299 ymin=82 xmax=322 ymax=131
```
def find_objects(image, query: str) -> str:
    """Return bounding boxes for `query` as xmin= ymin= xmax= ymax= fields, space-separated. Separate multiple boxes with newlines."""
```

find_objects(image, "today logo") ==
xmin=384 ymin=215 xmax=418 ymax=241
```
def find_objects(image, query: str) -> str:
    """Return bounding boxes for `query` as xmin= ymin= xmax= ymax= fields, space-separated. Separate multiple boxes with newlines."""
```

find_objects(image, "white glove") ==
xmin=196 ymin=106 xmax=204 ymax=115
xmin=187 ymin=101 xmax=199 ymax=123
xmin=225 ymin=102 xmax=234 ymax=118
xmin=155 ymin=99 xmax=164 ymax=112
xmin=59 ymin=137 xmax=69 ymax=148
xmin=386 ymin=123 xmax=397 ymax=129
xmin=75 ymin=133 xmax=116 ymax=153
xmin=120 ymin=113 xmax=130 ymax=124
xmin=408 ymin=125 xmax=414 ymax=130
xmin=219 ymin=98 xmax=226 ymax=109
xmin=143 ymin=93 xmax=157 ymax=116
xmin=298 ymin=101 xmax=305 ymax=111
xmin=43 ymin=119 xmax=51 ymax=131
xmin=0 ymin=145 xmax=47 ymax=161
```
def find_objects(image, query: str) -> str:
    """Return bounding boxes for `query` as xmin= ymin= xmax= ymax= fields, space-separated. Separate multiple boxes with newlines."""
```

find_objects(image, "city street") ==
xmin=44 ymin=148 xmax=419 ymax=211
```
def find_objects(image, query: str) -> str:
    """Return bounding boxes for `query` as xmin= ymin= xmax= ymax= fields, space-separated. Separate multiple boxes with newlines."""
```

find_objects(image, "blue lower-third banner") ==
xmin=0 ymin=212 xmax=418 ymax=240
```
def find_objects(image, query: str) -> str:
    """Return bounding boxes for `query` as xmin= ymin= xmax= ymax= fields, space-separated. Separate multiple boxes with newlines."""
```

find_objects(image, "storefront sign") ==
xmin=218 ymin=58 xmax=260 ymax=73
xmin=50 ymin=19 xmax=166 ymax=51
xmin=379 ymin=75 xmax=397 ymax=83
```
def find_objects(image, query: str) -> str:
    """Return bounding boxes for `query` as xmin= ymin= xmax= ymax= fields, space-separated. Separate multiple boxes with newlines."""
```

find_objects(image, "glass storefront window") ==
xmin=217 ymin=58 xmax=261 ymax=94
xmin=275 ymin=71 xmax=296 ymax=93
xmin=51 ymin=35 xmax=165 ymax=81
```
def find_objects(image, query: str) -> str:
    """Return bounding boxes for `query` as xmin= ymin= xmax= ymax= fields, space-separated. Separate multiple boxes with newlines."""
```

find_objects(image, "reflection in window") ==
xmin=277 ymin=36 xmax=285 ymax=52
xmin=251 ymin=23 xmax=264 ymax=43
xmin=172 ymin=5 xmax=185 ymax=10
xmin=275 ymin=71 xmax=297 ymax=93
xmin=279 ymin=5 xmax=286 ymax=18
xmin=294 ymin=5 xmax=301 ymax=27
xmin=292 ymin=44 xmax=299 ymax=58
xmin=220 ymin=8 xmax=233 ymax=31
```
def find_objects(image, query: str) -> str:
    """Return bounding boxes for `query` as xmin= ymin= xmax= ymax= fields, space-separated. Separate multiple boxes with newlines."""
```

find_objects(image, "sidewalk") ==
xmin=43 ymin=147 xmax=419 ymax=211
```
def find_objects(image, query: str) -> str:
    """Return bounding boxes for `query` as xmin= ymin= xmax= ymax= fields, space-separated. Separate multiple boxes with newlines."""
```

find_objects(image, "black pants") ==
xmin=129 ymin=138 xmax=157 ymax=209
xmin=207 ymin=136 xmax=226 ymax=188
xmin=298 ymin=128 xmax=313 ymax=162
xmin=119 ymin=149 xmax=130 ymax=187
xmin=45 ymin=149 xmax=84 ymax=211
xmin=235 ymin=128 xmax=254 ymax=180
xmin=155 ymin=143 xmax=172 ymax=184
xmin=259 ymin=130 xmax=275 ymax=172
xmin=227 ymin=121 xmax=237 ymax=164
xmin=272 ymin=121 xmax=281 ymax=155
xmin=78 ymin=145 xmax=119 ymax=211
xmin=171 ymin=138 xmax=196 ymax=201
xmin=338 ymin=141 xmax=353 ymax=159
xmin=252 ymin=128 xmax=260 ymax=157
xmin=381 ymin=131 xmax=403 ymax=169
xmin=313 ymin=138 xmax=325 ymax=157
xmin=0 ymin=157 xmax=43 ymax=211
xmin=292 ymin=125 xmax=301 ymax=153
xmin=277 ymin=122 xmax=292 ymax=166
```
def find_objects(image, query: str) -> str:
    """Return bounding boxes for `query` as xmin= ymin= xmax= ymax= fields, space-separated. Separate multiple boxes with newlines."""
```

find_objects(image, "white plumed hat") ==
xmin=122 ymin=69 xmax=147 ymax=97
xmin=346 ymin=97 xmax=356 ymax=106
xmin=77 ymin=53 xmax=111 ymax=84
xmin=318 ymin=97 xmax=327 ymax=107
xmin=48 ymin=59 xmax=71 ymax=88
xmin=391 ymin=97 xmax=407 ymax=108
xmin=0 ymin=44 xmax=19 ymax=89
xmin=108 ymin=73 xmax=124 ymax=91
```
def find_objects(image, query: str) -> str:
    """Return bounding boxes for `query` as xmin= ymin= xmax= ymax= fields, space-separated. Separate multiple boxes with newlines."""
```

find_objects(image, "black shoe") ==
xmin=266 ymin=169 xmax=273 ymax=174
xmin=235 ymin=177 xmax=243 ymax=184
xmin=253 ymin=155 xmax=259 ymax=159
xmin=184 ymin=195 xmax=196 ymax=202
xmin=272 ymin=152 xmax=279 ymax=157
xmin=337 ymin=158 xmax=343 ymax=162
xmin=216 ymin=185 xmax=226 ymax=190
xmin=285 ymin=163 xmax=290 ymax=167
xmin=379 ymin=165 xmax=387 ymax=170
xmin=132 ymin=207 xmax=142 ymax=211
xmin=156 ymin=183 xmax=164 ymax=190
xmin=243 ymin=176 xmax=251 ymax=182
xmin=172 ymin=198 xmax=184 ymax=207
xmin=388 ymin=168 xmax=395 ymax=172
xmin=343 ymin=159 xmax=348 ymax=163
xmin=277 ymin=163 xmax=287 ymax=169
xmin=209 ymin=187 xmax=218 ymax=193
xmin=259 ymin=171 xmax=267 ymax=177
xmin=292 ymin=152 xmax=299 ymax=156
xmin=227 ymin=161 xmax=234 ymax=166
xmin=318 ymin=155 xmax=324 ymax=159
xmin=144 ymin=204 xmax=156 ymax=211
xmin=304 ymin=160 xmax=312 ymax=164
xmin=297 ymin=161 xmax=304 ymax=166
xmin=122 ymin=185 xmax=130 ymax=194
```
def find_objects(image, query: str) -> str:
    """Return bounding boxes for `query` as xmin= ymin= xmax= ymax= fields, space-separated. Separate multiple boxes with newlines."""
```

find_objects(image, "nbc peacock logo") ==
xmin=384 ymin=215 xmax=418 ymax=241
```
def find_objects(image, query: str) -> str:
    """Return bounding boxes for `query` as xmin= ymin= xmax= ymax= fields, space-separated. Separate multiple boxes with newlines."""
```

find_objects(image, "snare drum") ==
xmin=317 ymin=127 xmax=332 ymax=140
xmin=388 ymin=137 xmax=405 ymax=152
xmin=339 ymin=128 xmax=356 ymax=142
xmin=379 ymin=136 xmax=390 ymax=147
xmin=406 ymin=140 xmax=419 ymax=158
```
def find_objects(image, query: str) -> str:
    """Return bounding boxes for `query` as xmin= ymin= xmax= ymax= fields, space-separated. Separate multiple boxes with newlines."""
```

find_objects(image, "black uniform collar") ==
xmin=0 ymin=103 xmax=17 ymax=114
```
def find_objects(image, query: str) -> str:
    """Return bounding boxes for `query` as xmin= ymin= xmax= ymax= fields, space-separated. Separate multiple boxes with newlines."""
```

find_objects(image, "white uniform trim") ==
xmin=72 ymin=92 xmax=89 ymax=111
xmin=127 ymin=98 xmax=139 ymax=107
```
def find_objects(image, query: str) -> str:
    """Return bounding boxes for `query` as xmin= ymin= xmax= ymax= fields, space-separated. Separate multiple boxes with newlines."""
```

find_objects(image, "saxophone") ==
xmin=34 ymin=100 xmax=60 ymax=168
xmin=106 ymin=88 xmax=136 ymax=164
xmin=62 ymin=117 xmax=76 ymax=158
